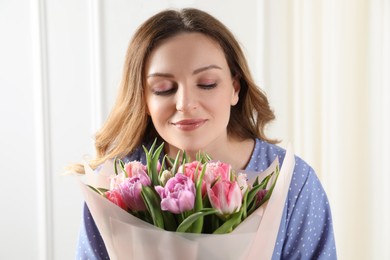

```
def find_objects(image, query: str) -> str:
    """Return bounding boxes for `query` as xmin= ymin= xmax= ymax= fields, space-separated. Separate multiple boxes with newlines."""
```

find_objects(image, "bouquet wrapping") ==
xmin=78 ymin=143 xmax=295 ymax=260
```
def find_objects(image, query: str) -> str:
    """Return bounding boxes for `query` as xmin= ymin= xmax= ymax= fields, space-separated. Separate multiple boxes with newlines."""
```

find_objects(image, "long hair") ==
xmin=76 ymin=8 xmax=276 ymax=172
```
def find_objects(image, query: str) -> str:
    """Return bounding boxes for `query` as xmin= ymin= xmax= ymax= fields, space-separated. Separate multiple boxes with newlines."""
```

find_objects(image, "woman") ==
xmin=76 ymin=8 xmax=337 ymax=259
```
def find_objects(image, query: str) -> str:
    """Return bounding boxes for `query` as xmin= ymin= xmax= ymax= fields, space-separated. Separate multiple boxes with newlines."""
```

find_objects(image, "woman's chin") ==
xmin=165 ymin=142 xmax=206 ymax=159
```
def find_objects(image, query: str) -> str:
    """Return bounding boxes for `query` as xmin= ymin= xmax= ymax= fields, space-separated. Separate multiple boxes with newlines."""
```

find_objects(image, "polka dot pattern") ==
xmin=246 ymin=140 xmax=337 ymax=259
xmin=76 ymin=139 xmax=337 ymax=259
xmin=76 ymin=206 xmax=109 ymax=260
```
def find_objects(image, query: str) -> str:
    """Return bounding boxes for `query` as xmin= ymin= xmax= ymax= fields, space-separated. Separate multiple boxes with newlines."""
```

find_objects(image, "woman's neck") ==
xmin=165 ymin=137 xmax=255 ymax=172
xmin=206 ymin=137 xmax=255 ymax=171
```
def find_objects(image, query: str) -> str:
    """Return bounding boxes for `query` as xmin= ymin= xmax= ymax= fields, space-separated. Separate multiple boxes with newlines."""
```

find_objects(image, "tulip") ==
xmin=207 ymin=180 xmax=242 ymax=216
xmin=178 ymin=161 xmax=202 ymax=181
xmin=204 ymin=161 xmax=231 ymax=185
xmin=124 ymin=161 xmax=148 ymax=178
xmin=109 ymin=171 xmax=126 ymax=190
xmin=179 ymin=161 xmax=207 ymax=196
xmin=118 ymin=171 xmax=151 ymax=211
xmin=105 ymin=189 xmax=127 ymax=210
xmin=256 ymin=189 xmax=268 ymax=207
xmin=155 ymin=173 xmax=196 ymax=214
xmin=160 ymin=169 xmax=173 ymax=186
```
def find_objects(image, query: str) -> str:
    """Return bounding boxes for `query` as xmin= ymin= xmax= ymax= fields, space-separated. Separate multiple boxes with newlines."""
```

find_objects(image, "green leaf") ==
xmin=259 ymin=174 xmax=272 ymax=187
xmin=142 ymin=139 xmax=164 ymax=186
xmin=114 ymin=157 xmax=119 ymax=176
xmin=191 ymin=163 xmax=207 ymax=233
xmin=246 ymin=174 xmax=271 ymax=207
xmin=141 ymin=186 xmax=164 ymax=229
xmin=150 ymin=142 xmax=164 ymax=186
xmin=247 ymin=199 xmax=257 ymax=215
xmin=196 ymin=151 xmax=212 ymax=163
xmin=87 ymin=184 xmax=104 ymax=195
xmin=142 ymin=146 xmax=152 ymax=177
xmin=142 ymin=138 xmax=157 ymax=178
xmin=158 ymin=155 xmax=167 ymax=176
xmin=161 ymin=211 xmax=177 ymax=231
xmin=114 ymin=157 xmax=128 ymax=177
xmin=213 ymin=210 xmax=242 ymax=234
xmin=97 ymin=187 xmax=109 ymax=194
xmin=258 ymin=167 xmax=280 ymax=206
xmin=196 ymin=152 xmax=201 ymax=162
xmin=246 ymin=167 xmax=280 ymax=214
xmin=196 ymin=163 xmax=206 ymax=187
xmin=119 ymin=160 xmax=127 ymax=177
xmin=181 ymin=150 xmax=188 ymax=165
xmin=152 ymin=141 xmax=164 ymax=160
xmin=177 ymin=208 xmax=219 ymax=233
xmin=247 ymin=184 xmax=264 ymax=206
xmin=171 ymin=150 xmax=182 ymax=175
xmin=203 ymin=153 xmax=212 ymax=163
xmin=241 ymin=188 xmax=249 ymax=219
xmin=149 ymin=138 xmax=157 ymax=154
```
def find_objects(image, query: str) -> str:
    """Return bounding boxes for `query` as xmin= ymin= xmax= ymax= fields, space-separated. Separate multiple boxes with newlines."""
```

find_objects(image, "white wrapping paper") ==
xmin=79 ymin=144 xmax=295 ymax=260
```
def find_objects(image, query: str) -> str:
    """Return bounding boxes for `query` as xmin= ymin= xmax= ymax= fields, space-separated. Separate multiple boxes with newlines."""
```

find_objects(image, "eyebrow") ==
xmin=192 ymin=64 xmax=222 ymax=75
xmin=146 ymin=72 xmax=174 ymax=78
xmin=147 ymin=64 xmax=222 ymax=78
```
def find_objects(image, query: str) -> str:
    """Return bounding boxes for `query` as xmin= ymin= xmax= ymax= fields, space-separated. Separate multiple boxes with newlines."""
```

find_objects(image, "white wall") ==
xmin=1 ymin=1 xmax=39 ymax=259
xmin=1 ymin=0 xmax=389 ymax=259
xmin=1 ymin=0 xmax=93 ymax=259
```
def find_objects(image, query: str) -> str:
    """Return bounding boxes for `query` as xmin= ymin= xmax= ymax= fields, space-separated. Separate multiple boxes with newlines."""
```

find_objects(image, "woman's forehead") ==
xmin=145 ymin=32 xmax=228 ymax=75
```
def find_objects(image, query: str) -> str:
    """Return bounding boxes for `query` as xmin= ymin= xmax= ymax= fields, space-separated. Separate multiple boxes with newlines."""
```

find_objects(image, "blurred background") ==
xmin=1 ymin=0 xmax=389 ymax=259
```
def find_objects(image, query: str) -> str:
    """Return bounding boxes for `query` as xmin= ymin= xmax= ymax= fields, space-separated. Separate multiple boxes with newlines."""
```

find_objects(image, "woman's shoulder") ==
xmin=251 ymin=139 xmax=331 ymax=216
xmin=248 ymin=138 xmax=317 ymax=184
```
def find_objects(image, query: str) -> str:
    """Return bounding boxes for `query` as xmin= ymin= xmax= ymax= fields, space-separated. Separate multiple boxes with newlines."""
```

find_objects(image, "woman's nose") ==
xmin=175 ymin=86 xmax=198 ymax=112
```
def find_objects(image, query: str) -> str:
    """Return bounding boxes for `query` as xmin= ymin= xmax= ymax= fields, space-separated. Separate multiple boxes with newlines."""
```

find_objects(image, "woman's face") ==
xmin=144 ymin=32 xmax=240 ymax=158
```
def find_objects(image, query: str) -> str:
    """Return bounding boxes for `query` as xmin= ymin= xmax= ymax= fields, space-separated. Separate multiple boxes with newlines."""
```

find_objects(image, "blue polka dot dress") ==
xmin=76 ymin=139 xmax=337 ymax=259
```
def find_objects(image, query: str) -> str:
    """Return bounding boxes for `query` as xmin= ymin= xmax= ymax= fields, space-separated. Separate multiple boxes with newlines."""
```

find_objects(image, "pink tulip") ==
xmin=109 ymin=172 xmax=126 ymax=190
xmin=204 ymin=161 xmax=231 ymax=185
xmin=124 ymin=161 xmax=148 ymax=178
xmin=179 ymin=161 xmax=202 ymax=181
xmin=155 ymin=173 xmax=196 ymax=214
xmin=207 ymin=180 xmax=242 ymax=216
xmin=179 ymin=161 xmax=207 ymax=196
xmin=105 ymin=189 xmax=127 ymax=210
xmin=118 ymin=171 xmax=151 ymax=211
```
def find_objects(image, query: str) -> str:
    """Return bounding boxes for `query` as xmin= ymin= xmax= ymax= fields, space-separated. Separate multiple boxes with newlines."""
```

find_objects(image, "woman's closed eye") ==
xmin=197 ymin=83 xmax=217 ymax=89
xmin=152 ymin=88 xmax=177 ymax=96
xmin=150 ymin=81 xmax=177 ymax=96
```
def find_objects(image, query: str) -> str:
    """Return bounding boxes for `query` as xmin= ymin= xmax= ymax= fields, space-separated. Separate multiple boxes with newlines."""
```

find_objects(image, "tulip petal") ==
xmin=161 ymin=198 xmax=181 ymax=214
xmin=155 ymin=173 xmax=195 ymax=214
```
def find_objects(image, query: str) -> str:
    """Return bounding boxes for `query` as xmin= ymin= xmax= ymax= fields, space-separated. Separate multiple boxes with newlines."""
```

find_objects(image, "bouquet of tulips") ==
xmin=78 ymin=140 xmax=296 ymax=259
xmin=87 ymin=140 xmax=278 ymax=234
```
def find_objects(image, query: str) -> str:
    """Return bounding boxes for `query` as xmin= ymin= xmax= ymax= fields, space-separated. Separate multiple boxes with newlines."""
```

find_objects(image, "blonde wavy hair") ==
xmin=72 ymin=8 xmax=277 ymax=173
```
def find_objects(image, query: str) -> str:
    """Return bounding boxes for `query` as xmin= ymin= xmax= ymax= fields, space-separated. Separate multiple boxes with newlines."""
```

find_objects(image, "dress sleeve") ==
xmin=75 ymin=203 xmax=109 ymax=260
xmin=273 ymin=164 xmax=337 ymax=259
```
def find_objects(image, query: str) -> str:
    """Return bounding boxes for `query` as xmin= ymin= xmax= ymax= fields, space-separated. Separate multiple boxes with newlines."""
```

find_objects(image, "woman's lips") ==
xmin=172 ymin=119 xmax=207 ymax=131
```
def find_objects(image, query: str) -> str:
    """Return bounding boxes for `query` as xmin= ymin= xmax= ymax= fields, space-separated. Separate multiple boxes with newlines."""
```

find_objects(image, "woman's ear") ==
xmin=231 ymin=77 xmax=240 ymax=106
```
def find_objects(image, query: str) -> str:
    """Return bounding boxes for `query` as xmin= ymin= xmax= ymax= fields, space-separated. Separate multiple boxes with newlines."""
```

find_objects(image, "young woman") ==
xmin=76 ymin=8 xmax=337 ymax=259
